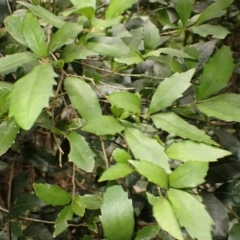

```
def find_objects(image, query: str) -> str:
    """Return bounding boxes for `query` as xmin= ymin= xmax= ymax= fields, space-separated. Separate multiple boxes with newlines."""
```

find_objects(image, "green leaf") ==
xmin=71 ymin=196 xmax=86 ymax=217
xmin=64 ymin=77 xmax=102 ymax=121
xmin=87 ymin=37 xmax=131 ymax=58
xmin=191 ymin=24 xmax=230 ymax=39
xmin=172 ymin=0 xmax=193 ymax=27
xmin=33 ymin=183 xmax=72 ymax=206
xmin=229 ymin=224 xmax=240 ymax=240
xmin=129 ymin=160 xmax=168 ymax=188
xmin=197 ymin=46 xmax=235 ymax=100
xmin=100 ymin=185 xmax=134 ymax=240
xmin=4 ymin=16 xmax=27 ymax=45
xmin=169 ymin=161 xmax=208 ymax=188
xmin=22 ymin=11 xmax=48 ymax=57
xmin=68 ymin=132 xmax=95 ymax=172
xmin=92 ymin=16 xmax=123 ymax=29
xmin=166 ymin=140 xmax=231 ymax=162
xmin=99 ymin=164 xmax=133 ymax=182
xmin=125 ymin=128 xmax=170 ymax=173
xmin=70 ymin=0 xmax=96 ymax=10
xmin=114 ymin=50 xmax=143 ymax=65
xmin=0 ymin=118 xmax=19 ymax=156
xmin=112 ymin=148 xmax=131 ymax=164
xmin=0 ymin=52 xmax=39 ymax=74
xmin=17 ymin=1 xmax=66 ymax=28
xmin=105 ymin=0 xmax=137 ymax=19
xmin=54 ymin=205 xmax=73 ymax=237
xmin=76 ymin=194 xmax=103 ymax=210
xmin=152 ymin=198 xmax=184 ymax=240
xmin=149 ymin=69 xmax=195 ymax=114
xmin=9 ymin=64 xmax=57 ymax=130
xmin=108 ymin=92 xmax=141 ymax=113
xmin=144 ymin=19 xmax=160 ymax=51
xmin=151 ymin=112 xmax=217 ymax=145
xmin=135 ymin=225 xmax=160 ymax=240
xmin=48 ymin=23 xmax=82 ymax=53
xmin=82 ymin=116 xmax=124 ymax=136
xmin=9 ymin=193 xmax=43 ymax=218
xmin=0 ymin=82 xmax=12 ymax=116
xmin=61 ymin=43 xmax=98 ymax=62
xmin=197 ymin=0 xmax=233 ymax=25
xmin=168 ymin=188 xmax=214 ymax=240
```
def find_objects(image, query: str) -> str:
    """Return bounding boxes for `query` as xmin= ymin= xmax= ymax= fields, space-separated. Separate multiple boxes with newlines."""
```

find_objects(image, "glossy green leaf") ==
xmin=0 ymin=52 xmax=39 ymax=74
xmin=191 ymin=24 xmax=230 ymax=39
xmin=151 ymin=112 xmax=217 ymax=145
xmin=100 ymin=185 xmax=134 ymax=240
xmin=64 ymin=77 xmax=102 ymax=121
xmin=197 ymin=46 xmax=235 ymax=100
xmin=166 ymin=140 xmax=231 ymax=162
xmin=168 ymin=188 xmax=213 ymax=240
xmin=197 ymin=102 xmax=240 ymax=122
xmin=54 ymin=205 xmax=73 ymax=237
xmin=125 ymin=128 xmax=170 ymax=173
xmin=149 ymin=69 xmax=195 ymax=114
xmin=68 ymin=132 xmax=95 ymax=172
xmin=144 ymin=19 xmax=160 ymax=51
xmin=71 ymin=196 xmax=85 ymax=217
xmin=105 ymin=0 xmax=137 ymax=19
xmin=99 ymin=164 xmax=133 ymax=182
xmin=169 ymin=161 xmax=208 ymax=188
xmin=129 ymin=160 xmax=168 ymax=188
xmin=172 ymin=0 xmax=193 ymax=27
xmin=87 ymin=37 xmax=131 ymax=58
xmin=153 ymin=198 xmax=183 ymax=240
xmin=9 ymin=193 xmax=43 ymax=218
xmin=48 ymin=22 xmax=82 ymax=53
xmin=9 ymin=64 xmax=57 ymax=130
xmin=197 ymin=0 xmax=233 ymax=25
xmin=22 ymin=11 xmax=48 ymax=57
xmin=4 ymin=15 xmax=27 ymax=45
xmin=17 ymin=1 xmax=66 ymax=28
xmin=61 ymin=43 xmax=98 ymax=62
xmin=108 ymin=92 xmax=141 ymax=113
xmin=92 ymin=16 xmax=123 ymax=29
xmin=76 ymin=194 xmax=103 ymax=210
xmin=135 ymin=225 xmax=160 ymax=240
xmin=112 ymin=148 xmax=131 ymax=164
xmin=82 ymin=116 xmax=124 ymax=136
xmin=33 ymin=183 xmax=72 ymax=206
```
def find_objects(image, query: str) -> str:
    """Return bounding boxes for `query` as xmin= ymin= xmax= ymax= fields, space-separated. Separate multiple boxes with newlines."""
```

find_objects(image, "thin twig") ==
xmin=6 ymin=0 xmax=12 ymax=14
xmin=100 ymin=137 xmax=108 ymax=168
xmin=72 ymin=163 xmax=76 ymax=197
xmin=54 ymin=134 xmax=64 ymax=167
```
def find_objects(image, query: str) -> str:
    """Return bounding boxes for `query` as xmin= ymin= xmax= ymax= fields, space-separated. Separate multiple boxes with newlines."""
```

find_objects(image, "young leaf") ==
xmin=152 ymin=198 xmax=184 ymax=240
xmin=105 ymin=0 xmax=137 ymax=19
xmin=144 ymin=19 xmax=160 ymax=51
xmin=68 ymin=132 xmax=95 ymax=172
xmin=54 ymin=205 xmax=73 ymax=237
xmin=0 ymin=52 xmax=39 ymax=74
xmin=22 ymin=11 xmax=48 ymax=57
xmin=197 ymin=46 xmax=235 ymax=100
xmin=172 ymin=0 xmax=193 ymax=27
xmin=191 ymin=24 xmax=230 ymax=39
xmin=9 ymin=64 xmax=57 ymax=130
xmin=33 ymin=183 xmax=72 ymax=206
xmin=87 ymin=37 xmax=131 ymax=58
xmin=149 ymin=69 xmax=195 ymax=114
xmin=169 ymin=161 xmax=208 ymax=188
xmin=135 ymin=225 xmax=160 ymax=240
xmin=18 ymin=1 xmax=66 ymax=28
xmin=168 ymin=188 xmax=214 ymax=240
xmin=166 ymin=140 xmax=231 ymax=162
xmin=112 ymin=148 xmax=131 ymax=164
xmin=70 ymin=0 xmax=96 ymax=10
xmin=100 ymin=185 xmax=134 ymax=240
xmin=107 ymin=92 xmax=141 ymax=113
xmin=48 ymin=23 xmax=83 ymax=53
xmin=98 ymin=164 xmax=133 ymax=182
xmin=151 ymin=112 xmax=217 ymax=145
xmin=76 ymin=194 xmax=103 ymax=210
xmin=129 ymin=160 xmax=168 ymax=188
xmin=197 ymin=0 xmax=233 ymax=25
xmin=0 ymin=118 xmax=19 ymax=156
xmin=71 ymin=197 xmax=86 ymax=217
xmin=82 ymin=116 xmax=124 ymax=136
xmin=64 ymin=77 xmax=102 ymax=121
xmin=125 ymin=128 xmax=170 ymax=173
xmin=4 ymin=15 xmax=27 ymax=45
xmin=114 ymin=50 xmax=143 ymax=65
